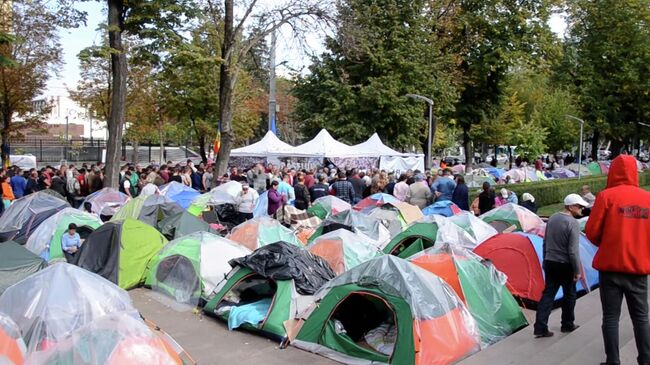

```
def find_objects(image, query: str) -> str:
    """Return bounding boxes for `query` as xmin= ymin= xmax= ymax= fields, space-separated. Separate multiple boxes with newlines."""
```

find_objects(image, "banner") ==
xmin=379 ymin=155 xmax=425 ymax=175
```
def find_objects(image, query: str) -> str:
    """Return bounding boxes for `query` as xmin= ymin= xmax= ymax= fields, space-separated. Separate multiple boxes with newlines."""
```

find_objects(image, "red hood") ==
xmin=607 ymin=155 xmax=639 ymax=188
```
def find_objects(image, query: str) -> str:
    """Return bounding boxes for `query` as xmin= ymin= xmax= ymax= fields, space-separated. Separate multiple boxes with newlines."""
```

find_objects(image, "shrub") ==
xmin=470 ymin=172 xmax=650 ymax=208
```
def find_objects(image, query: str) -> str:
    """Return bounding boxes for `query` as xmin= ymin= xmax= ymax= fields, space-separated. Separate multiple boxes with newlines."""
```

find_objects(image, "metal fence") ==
xmin=9 ymin=138 xmax=199 ymax=164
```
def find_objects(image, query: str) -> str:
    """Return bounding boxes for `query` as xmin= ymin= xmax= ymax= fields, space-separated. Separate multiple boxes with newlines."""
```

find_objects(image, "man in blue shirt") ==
xmin=277 ymin=173 xmax=295 ymax=205
xmin=10 ymin=168 xmax=27 ymax=199
xmin=431 ymin=168 xmax=456 ymax=202
xmin=61 ymin=223 xmax=81 ymax=263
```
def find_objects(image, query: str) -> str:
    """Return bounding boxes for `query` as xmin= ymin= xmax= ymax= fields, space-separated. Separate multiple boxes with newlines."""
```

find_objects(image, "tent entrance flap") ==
xmin=389 ymin=236 xmax=434 ymax=258
xmin=321 ymin=292 xmax=397 ymax=363
xmin=215 ymin=274 xmax=277 ymax=329
xmin=155 ymin=254 xmax=200 ymax=303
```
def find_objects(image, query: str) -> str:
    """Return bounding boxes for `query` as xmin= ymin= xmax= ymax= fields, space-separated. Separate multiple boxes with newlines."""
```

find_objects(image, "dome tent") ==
xmin=0 ymin=191 xmax=69 ymax=243
xmin=24 ymin=313 xmax=183 ymax=365
xmin=145 ymin=232 xmax=251 ymax=305
xmin=447 ymin=211 xmax=498 ymax=247
xmin=110 ymin=195 xmax=183 ymax=227
xmin=81 ymin=188 xmax=129 ymax=218
xmin=383 ymin=216 xmax=481 ymax=258
xmin=410 ymin=245 xmax=527 ymax=346
xmin=76 ymin=219 xmax=168 ymax=289
xmin=0 ymin=242 xmax=47 ymax=295
xmin=157 ymin=211 xmax=215 ymax=241
xmin=227 ymin=216 xmax=302 ymax=251
xmin=0 ymin=312 xmax=25 ymax=365
xmin=25 ymin=208 xmax=102 ymax=262
xmin=0 ymin=263 xmax=135 ymax=353
xmin=203 ymin=242 xmax=335 ymax=341
xmin=308 ymin=229 xmax=384 ymax=275
xmin=479 ymin=203 xmax=544 ymax=233
xmin=308 ymin=210 xmax=391 ymax=249
xmin=291 ymin=255 xmax=480 ymax=365
xmin=187 ymin=181 xmax=242 ymax=216
xmin=422 ymin=200 xmax=462 ymax=218
xmin=473 ymin=233 xmax=599 ymax=305
xmin=307 ymin=196 xmax=351 ymax=220
xmin=160 ymin=181 xmax=201 ymax=209
xmin=353 ymin=193 xmax=401 ymax=213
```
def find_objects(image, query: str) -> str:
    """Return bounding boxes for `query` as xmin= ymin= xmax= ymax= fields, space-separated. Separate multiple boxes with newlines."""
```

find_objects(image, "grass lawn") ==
xmin=537 ymin=185 xmax=650 ymax=217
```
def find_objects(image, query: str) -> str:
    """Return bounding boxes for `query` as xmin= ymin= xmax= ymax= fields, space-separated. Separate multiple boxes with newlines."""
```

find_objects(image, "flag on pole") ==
xmin=213 ymin=127 xmax=221 ymax=155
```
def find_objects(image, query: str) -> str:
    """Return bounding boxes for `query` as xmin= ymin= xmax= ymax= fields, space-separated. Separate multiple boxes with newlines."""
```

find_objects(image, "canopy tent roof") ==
xmin=231 ymin=130 xmax=308 ymax=157
xmin=351 ymin=133 xmax=423 ymax=157
xmin=293 ymin=129 xmax=373 ymax=158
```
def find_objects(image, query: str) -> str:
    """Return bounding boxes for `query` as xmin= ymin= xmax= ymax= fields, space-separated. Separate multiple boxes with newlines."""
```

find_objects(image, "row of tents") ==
xmin=0 ymin=184 xmax=600 ymax=364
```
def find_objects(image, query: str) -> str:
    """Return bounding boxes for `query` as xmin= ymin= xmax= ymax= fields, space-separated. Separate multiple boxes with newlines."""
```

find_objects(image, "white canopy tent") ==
xmin=352 ymin=133 xmax=425 ymax=172
xmin=231 ymin=130 xmax=307 ymax=157
xmin=292 ymin=129 xmax=374 ymax=158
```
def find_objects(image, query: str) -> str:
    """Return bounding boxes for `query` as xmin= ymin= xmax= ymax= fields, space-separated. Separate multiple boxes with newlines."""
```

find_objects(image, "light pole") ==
xmin=406 ymin=94 xmax=434 ymax=169
xmin=566 ymin=115 xmax=585 ymax=179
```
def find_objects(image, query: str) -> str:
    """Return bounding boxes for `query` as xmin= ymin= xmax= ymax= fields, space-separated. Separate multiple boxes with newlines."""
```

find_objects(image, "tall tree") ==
xmin=205 ymin=0 xmax=331 ymax=175
xmin=0 ymin=0 xmax=84 ymax=165
xmin=564 ymin=0 xmax=650 ymax=158
xmin=102 ymin=0 xmax=197 ymax=187
xmin=293 ymin=0 xmax=460 ymax=161
xmin=452 ymin=0 xmax=559 ymax=167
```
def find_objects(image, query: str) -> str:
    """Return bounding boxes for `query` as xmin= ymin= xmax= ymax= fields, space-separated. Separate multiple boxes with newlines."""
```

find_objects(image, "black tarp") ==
xmin=76 ymin=222 xmax=121 ymax=284
xmin=0 ymin=241 xmax=47 ymax=294
xmin=229 ymin=242 xmax=335 ymax=295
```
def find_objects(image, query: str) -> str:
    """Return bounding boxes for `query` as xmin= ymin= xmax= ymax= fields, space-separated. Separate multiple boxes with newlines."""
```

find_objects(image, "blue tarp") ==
xmin=422 ymin=200 xmax=458 ymax=217
xmin=228 ymin=298 xmax=272 ymax=330
xmin=160 ymin=182 xmax=200 ymax=209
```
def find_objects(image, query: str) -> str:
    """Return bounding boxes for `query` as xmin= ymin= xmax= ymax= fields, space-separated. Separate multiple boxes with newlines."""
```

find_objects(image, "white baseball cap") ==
xmin=500 ymin=188 xmax=509 ymax=198
xmin=522 ymin=193 xmax=535 ymax=203
xmin=564 ymin=193 xmax=590 ymax=207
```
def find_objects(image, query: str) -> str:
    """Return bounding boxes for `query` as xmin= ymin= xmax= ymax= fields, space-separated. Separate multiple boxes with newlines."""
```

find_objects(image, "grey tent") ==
xmin=157 ymin=211 xmax=216 ymax=240
xmin=0 ymin=191 xmax=70 ymax=243
xmin=0 ymin=241 xmax=47 ymax=294
xmin=111 ymin=194 xmax=183 ymax=227
xmin=309 ymin=210 xmax=391 ymax=248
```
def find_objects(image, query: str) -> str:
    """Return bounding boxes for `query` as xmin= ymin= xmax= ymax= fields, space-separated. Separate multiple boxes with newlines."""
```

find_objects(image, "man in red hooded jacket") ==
xmin=586 ymin=155 xmax=650 ymax=365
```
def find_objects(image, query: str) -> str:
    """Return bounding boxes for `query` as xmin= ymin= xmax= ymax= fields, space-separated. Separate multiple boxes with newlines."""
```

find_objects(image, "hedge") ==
xmin=469 ymin=171 xmax=650 ymax=208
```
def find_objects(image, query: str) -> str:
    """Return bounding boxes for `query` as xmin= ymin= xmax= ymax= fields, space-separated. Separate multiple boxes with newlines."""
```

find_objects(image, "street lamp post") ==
xmin=566 ymin=115 xmax=585 ymax=179
xmin=406 ymin=94 xmax=434 ymax=169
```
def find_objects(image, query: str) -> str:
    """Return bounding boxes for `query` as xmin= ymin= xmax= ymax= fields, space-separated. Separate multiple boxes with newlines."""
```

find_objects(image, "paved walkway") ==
xmin=130 ymin=288 xmax=336 ymax=365
xmin=460 ymin=288 xmax=643 ymax=365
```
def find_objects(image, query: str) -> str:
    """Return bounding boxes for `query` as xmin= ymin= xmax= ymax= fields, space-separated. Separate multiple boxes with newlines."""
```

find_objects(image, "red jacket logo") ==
xmin=619 ymin=206 xmax=650 ymax=219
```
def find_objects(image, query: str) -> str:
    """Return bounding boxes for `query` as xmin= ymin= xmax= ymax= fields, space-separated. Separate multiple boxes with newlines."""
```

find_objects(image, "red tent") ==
xmin=473 ymin=233 xmax=545 ymax=303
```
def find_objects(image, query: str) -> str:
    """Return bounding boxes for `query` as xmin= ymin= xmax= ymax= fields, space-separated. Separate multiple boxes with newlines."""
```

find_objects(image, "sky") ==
xmin=47 ymin=3 xmax=568 ymax=94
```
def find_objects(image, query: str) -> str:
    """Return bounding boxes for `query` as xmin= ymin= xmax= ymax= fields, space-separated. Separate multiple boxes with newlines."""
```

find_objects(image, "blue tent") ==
xmin=485 ymin=168 xmax=506 ymax=180
xmin=160 ymin=182 xmax=200 ymax=209
xmin=422 ymin=200 xmax=462 ymax=217
xmin=518 ymin=232 xmax=598 ymax=299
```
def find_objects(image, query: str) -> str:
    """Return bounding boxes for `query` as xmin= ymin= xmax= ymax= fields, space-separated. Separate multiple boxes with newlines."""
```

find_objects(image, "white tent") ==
xmin=351 ymin=133 xmax=425 ymax=172
xmin=293 ymin=129 xmax=373 ymax=158
xmin=352 ymin=133 xmax=406 ymax=156
xmin=231 ymin=131 xmax=305 ymax=157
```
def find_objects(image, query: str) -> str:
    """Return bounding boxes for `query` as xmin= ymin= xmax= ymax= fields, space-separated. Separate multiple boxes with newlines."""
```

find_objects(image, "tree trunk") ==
xmin=462 ymin=126 xmax=472 ymax=172
xmin=198 ymin=134 xmax=207 ymax=163
xmin=591 ymin=130 xmax=600 ymax=161
xmin=159 ymin=127 xmax=165 ymax=164
xmin=215 ymin=0 xmax=235 ymax=176
xmin=1 ymin=113 xmax=9 ymax=168
xmin=131 ymin=141 xmax=139 ymax=163
xmin=105 ymin=0 xmax=127 ymax=188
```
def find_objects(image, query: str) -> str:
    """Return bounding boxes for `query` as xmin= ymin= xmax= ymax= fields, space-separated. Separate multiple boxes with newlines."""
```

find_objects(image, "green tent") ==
xmin=76 ymin=219 xmax=168 ymax=289
xmin=383 ymin=221 xmax=438 ymax=258
xmin=157 ymin=211 xmax=215 ymax=240
xmin=307 ymin=210 xmax=391 ymax=248
xmin=479 ymin=203 xmax=545 ymax=233
xmin=145 ymin=232 xmax=251 ymax=305
xmin=410 ymin=246 xmax=527 ymax=345
xmin=0 ymin=241 xmax=47 ymax=294
xmin=24 ymin=208 xmax=102 ymax=262
xmin=111 ymin=195 xmax=183 ymax=227
xmin=203 ymin=242 xmax=335 ymax=341
xmin=307 ymin=196 xmax=351 ymax=220
xmin=291 ymin=256 xmax=480 ymax=365
xmin=587 ymin=161 xmax=603 ymax=175
xmin=227 ymin=216 xmax=302 ymax=251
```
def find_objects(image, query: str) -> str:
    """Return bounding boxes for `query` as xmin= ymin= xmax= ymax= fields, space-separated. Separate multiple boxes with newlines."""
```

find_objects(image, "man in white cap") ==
xmin=520 ymin=192 xmax=538 ymax=213
xmin=534 ymin=193 xmax=590 ymax=338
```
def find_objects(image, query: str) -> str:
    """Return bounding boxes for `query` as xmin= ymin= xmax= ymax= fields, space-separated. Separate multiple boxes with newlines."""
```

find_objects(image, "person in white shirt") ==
xmin=236 ymin=183 xmax=259 ymax=223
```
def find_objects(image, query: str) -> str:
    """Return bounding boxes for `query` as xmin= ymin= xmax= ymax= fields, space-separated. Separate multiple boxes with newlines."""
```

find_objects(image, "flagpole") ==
xmin=269 ymin=31 xmax=277 ymax=133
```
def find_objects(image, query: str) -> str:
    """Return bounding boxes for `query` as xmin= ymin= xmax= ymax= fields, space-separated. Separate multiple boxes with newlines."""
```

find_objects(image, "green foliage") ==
xmin=293 ymin=0 xmax=459 ymax=150
xmin=564 ymin=0 xmax=650 ymax=151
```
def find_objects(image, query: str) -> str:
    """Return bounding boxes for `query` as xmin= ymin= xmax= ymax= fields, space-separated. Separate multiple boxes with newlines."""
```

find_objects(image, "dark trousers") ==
xmin=237 ymin=212 xmax=253 ymax=225
xmin=600 ymin=271 xmax=650 ymax=365
xmin=534 ymin=260 xmax=577 ymax=334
